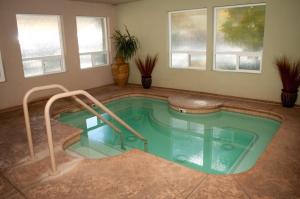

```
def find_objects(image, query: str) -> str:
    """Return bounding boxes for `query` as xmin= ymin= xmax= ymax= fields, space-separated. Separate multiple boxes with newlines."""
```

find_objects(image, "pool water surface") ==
xmin=58 ymin=97 xmax=280 ymax=174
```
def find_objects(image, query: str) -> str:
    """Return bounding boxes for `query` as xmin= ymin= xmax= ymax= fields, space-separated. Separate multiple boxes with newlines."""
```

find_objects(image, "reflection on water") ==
xmin=59 ymin=97 xmax=279 ymax=174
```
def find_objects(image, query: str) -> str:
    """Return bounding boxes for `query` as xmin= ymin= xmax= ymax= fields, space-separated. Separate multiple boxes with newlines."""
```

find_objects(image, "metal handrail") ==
xmin=44 ymin=90 xmax=148 ymax=174
xmin=23 ymin=84 xmax=124 ymax=160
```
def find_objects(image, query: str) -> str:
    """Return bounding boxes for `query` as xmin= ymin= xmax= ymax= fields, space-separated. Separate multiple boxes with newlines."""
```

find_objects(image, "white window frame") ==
xmin=16 ymin=14 xmax=66 ymax=78
xmin=168 ymin=9 xmax=207 ymax=70
xmin=76 ymin=16 xmax=109 ymax=69
xmin=0 ymin=50 xmax=5 ymax=82
xmin=213 ymin=3 xmax=266 ymax=74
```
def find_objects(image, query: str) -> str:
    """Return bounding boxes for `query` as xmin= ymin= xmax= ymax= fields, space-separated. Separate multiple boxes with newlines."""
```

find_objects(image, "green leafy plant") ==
xmin=111 ymin=26 xmax=139 ymax=62
xmin=135 ymin=55 xmax=158 ymax=77
xmin=276 ymin=56 xmax=300 ymax=92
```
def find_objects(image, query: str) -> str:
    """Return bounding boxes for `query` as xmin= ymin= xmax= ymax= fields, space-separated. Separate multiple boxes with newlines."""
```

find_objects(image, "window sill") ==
xmin=213 ymin=68 xmax=262 ymax=74
xmin=24 ymin=70 xmax=66 ymax=79
xmin=170 ymin=67 xmax=206 ymax=71
xmin=80 ymin=64 xmax=110 ymax=70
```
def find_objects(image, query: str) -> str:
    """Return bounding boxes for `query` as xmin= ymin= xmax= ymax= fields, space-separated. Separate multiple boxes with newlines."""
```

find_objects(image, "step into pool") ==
xmin=58 ymin=97 xmax=280 ymax=174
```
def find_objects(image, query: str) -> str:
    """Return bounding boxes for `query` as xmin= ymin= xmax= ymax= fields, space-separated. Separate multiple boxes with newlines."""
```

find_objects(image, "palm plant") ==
xmin=111 ymin=26 xmax=139 ymax=62
xmin=111 ymin=26 xmax=139 ymax=87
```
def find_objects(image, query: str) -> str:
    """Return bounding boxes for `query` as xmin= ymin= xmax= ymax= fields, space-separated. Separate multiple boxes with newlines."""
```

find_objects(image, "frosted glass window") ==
xmin=239 ymin=56 xmax=261 ymax=71
xmin=16 ymin=14 xmax=65 ymax=78
xmin=171 ymin=53 xmax=189 ymax=68
xmin=76 ymin=17 xmax=108 ymax=69
xmin=214 ymin=4 xmax=265 ymax=73
xmin=0 ymin=51 xmax=5 ymax=82
xmin=215 ymin=54 xmax=236 ymax=70
xmin=80 ymin=54 xmax=93 ymax=69
xmin=169 ymin=9 xmax=207 ymax=69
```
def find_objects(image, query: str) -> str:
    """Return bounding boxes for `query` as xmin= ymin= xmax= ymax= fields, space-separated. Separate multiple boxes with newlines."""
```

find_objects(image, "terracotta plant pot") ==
xmin=111 ymin=58 xmax=129 ymax=87
xmin=281 ymin=89 xmax=298 ymax=107
xmin=141 ymin=76 xmax=152 ymax=89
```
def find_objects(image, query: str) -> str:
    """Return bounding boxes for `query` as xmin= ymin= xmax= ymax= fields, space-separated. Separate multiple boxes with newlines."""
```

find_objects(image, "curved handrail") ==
xmin=23 ymin=84 xmax=124 ymax=160
xmin=44 ymin=90 xmax=148 ymax=174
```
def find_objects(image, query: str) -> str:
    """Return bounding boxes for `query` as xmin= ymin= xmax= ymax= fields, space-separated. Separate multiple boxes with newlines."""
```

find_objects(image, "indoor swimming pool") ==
xmin=58 ymin=97 xmax=280 ymax=174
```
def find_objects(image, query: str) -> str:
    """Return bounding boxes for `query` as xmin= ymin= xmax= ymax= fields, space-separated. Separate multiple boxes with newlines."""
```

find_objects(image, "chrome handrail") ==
xmin=44 ymin=90 xmax=148 ymax=174
xmin=23 ymin=84 xmax=125 ymax=160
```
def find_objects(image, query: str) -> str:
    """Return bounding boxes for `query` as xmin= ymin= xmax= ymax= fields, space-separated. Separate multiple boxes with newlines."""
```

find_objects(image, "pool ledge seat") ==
xmin=168 ymin=94 xmax=223 ymax=114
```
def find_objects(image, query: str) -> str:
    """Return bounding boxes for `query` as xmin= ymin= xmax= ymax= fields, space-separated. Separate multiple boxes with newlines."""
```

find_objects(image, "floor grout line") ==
xmin=184 ymin=174 xmax=209 ymax=199
xmin=6 ymin=157 xmax=83 ymax=197
xmin=233 ymin=175 xmax=252 ymax=199
xmin=1 ymin=173 xmax=28 ymax=199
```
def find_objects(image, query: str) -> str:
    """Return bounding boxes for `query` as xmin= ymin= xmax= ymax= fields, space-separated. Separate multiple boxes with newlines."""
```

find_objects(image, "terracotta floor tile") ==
xmin=187 ymin=175 xmax=249 ymax=199
xmin=235 ymin=158 xmax=300 ymax=198
xmin=24 ymin=150 xmax=204 ymax=199
xmin=0 ymin=175 xmax=17 ymax=198
xmin=5 ymin=192 xmax=26 ymax=199
xmin=4 ymin=151 xmax=82 ymax=189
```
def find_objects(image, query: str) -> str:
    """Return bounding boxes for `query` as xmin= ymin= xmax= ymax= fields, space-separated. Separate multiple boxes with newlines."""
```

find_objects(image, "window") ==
xmin=0 ymin=51 xmax=5 ymax=82
xmin=214 ymin=4 xmax=266 ymax=73
xmin=16 ymin=14 xmax=65 ymax=78
xmin=76 ymin=16 xmax=108 ymax=69
xmin=169 ymin=9 xmax=207 ymax=69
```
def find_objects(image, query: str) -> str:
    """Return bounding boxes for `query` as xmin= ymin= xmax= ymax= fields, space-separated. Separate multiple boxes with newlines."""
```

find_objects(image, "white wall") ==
xmin=117 ymin=0 xmax=300 ymax=104
xmin=0 ymin=0 xmax=116 ymax=110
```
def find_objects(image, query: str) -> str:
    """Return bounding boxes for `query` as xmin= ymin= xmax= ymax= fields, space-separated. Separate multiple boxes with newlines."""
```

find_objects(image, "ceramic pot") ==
xmin=281 ymin=89 xmax=298 ymax=107
xmin=141 ymin=76 xmax=152 ymax=89
xmin=111 ymin=58 xmax=129 ymax=87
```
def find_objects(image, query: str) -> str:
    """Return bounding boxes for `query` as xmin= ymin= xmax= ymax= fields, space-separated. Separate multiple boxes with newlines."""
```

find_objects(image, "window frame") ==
xmin=76 ymin=16 xmax=110 ymax=70
xmin=0 ymin=50 xmax=5 ymax=82
xmin=168 ymin=8 xmax=208 ymax=70
xmin=213 ymin=3 xmax=266 ymax=74
xmin=16 ymin=14 xmax=66 ymax=78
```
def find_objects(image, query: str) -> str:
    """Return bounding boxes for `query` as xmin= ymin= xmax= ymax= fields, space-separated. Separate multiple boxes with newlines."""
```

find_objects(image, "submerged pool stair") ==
xmin=67 ymin=135 xmax=133 ymax=159
xmin=68 ymin=142 xmax=122 ymax=159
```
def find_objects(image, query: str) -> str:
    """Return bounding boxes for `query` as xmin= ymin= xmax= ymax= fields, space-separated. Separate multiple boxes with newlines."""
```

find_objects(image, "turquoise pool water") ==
xmin=58 ymin=97 xmax=280 ymax=174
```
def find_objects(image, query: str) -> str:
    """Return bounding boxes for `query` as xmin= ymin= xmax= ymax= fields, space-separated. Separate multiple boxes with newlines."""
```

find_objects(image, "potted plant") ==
xmin=135 ymin=54 xmax=158 ymax=89
xmin=276 ymin=56 xmax=300 ymax=107
xmin=111 ymin=26 xmax=139 ymax=87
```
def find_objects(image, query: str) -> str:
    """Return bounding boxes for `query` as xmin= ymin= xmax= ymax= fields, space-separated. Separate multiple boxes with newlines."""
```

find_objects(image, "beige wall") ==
xmin=0 ymin=0 xmax=116 ymax=110
xmin=117 ymin=0 xmax=300 ymax=105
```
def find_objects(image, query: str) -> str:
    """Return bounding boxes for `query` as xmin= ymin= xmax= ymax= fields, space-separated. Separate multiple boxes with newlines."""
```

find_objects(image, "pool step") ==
xmin=89 ymin=141 xmax=124 ymax=156
xmin=68 ymin=141 xmax=123 ymax=159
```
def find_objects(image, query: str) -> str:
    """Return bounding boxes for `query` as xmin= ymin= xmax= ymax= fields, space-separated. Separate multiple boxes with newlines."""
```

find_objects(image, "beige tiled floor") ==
xmin=0 ymin=84 xmax=299 ymax=199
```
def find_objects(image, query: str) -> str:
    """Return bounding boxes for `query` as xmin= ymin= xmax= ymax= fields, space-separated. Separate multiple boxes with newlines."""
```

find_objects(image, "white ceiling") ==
xmin=71 ymin=0 xmax=141 ymax=5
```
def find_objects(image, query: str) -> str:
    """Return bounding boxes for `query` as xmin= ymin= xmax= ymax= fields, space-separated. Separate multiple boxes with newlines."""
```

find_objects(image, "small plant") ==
xmin=275 ymin=56 xmax=300 ymax=107
xmin=111 ymin=26 xmax=139 ymax=62
xmin=135 ymin=54 xmax=158 ymax=89
xmin=276 ymin=56 xmax=300 ymax=92
xmin=135 ymin=54 xmax=158 ymax=77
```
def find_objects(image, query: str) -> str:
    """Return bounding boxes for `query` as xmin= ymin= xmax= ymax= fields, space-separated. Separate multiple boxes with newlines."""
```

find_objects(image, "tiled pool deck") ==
xmin=0 ymin=84 xmax=299 ymax=199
